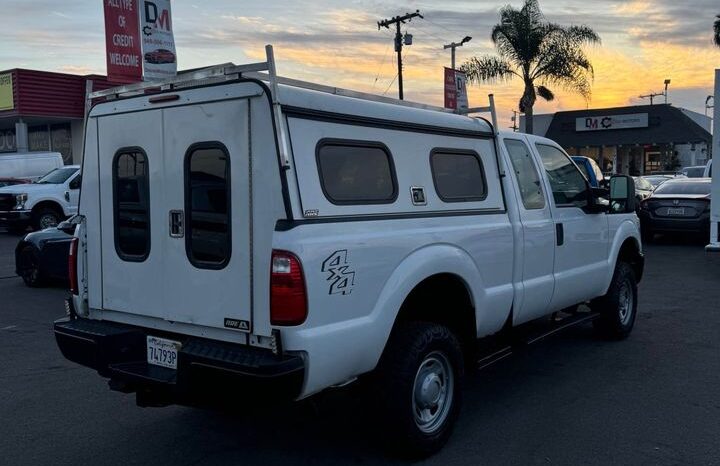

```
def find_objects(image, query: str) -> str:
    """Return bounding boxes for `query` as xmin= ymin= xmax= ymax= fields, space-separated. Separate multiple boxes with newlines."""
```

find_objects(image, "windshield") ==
xmin=684 ymin=167 xmax=706 ymax=178
xmin=634 ymin=177 xmax=653 ymax=191
xmin=654 ymin=181 xmax=711 ymax=195
xmin=37 ymin=167 xmax=78 ymax=184
xmin=645 ymin=176 xmax=670 ymax=188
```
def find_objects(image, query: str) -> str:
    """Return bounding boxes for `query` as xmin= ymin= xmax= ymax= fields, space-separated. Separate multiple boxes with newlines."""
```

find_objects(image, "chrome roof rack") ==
xmin=88 ymin=45 xmax=500 ymax=161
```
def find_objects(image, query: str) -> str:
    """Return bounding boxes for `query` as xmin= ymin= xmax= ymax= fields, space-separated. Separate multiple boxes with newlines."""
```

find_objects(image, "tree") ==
xmin=461 ymin=0 xmax=600 ymax=135
xmin=714 ymin=14 xmax=720 ymax=47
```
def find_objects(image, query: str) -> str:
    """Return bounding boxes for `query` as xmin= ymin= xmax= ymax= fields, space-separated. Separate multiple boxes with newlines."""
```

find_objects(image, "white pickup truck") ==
xmin=0 ymin=165 xmax=81 ymax=232
xmin=54 ymin=49 xmax=643 ymax=457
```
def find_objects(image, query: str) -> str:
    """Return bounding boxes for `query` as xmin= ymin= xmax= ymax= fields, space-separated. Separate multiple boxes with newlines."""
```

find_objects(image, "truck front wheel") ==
xmin=374 ymin=322 xmax=464 ymax=458
xmin=591 ymin=261 xmax=638 ymax=339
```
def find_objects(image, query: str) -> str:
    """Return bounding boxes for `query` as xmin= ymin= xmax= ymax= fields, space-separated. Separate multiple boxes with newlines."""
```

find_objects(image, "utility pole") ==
xmin=443 ymin=36 xmax=472 ymax=70
xmin=378 ymin=10 xmax=423 ymax=100
xmin=639 ymin=92 xmax=663 ymax=105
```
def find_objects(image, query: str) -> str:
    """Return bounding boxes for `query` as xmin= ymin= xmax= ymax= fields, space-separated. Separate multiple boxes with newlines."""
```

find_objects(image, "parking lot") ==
xmin=0 ymin=231 xmax=719 ymax=466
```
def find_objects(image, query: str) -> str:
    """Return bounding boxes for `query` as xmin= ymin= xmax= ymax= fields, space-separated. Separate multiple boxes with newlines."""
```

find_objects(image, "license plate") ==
xmin=667 ymin=207 xmax=685 ymax=216
xmin=146 ymin=336 xmax=181 ymax=370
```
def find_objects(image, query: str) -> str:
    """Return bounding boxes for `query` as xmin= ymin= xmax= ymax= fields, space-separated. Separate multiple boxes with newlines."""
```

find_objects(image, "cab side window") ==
xmin=535 ymin=144 xmax=589 ymax=208
xmin=69 ymin=174 xmax=82 ymax=190
xmin=503 ymin=139 xmax=545 ymax=210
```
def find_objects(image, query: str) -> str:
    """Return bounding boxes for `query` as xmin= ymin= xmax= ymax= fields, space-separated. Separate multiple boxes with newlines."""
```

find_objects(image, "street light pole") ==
xmin=443 ymin=36 xmax=472 ymax=70
xmin=664 ymin=79 xmax=671 ymax=104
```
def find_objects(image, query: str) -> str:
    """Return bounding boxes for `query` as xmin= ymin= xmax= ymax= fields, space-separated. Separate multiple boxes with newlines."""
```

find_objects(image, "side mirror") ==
xmin=609 ymin=175 xmax=636 ymax=213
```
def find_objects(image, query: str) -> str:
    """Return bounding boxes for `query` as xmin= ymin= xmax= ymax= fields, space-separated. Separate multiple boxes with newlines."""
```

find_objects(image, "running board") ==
xmin=476 ymin=311 xmax=600 ymax=370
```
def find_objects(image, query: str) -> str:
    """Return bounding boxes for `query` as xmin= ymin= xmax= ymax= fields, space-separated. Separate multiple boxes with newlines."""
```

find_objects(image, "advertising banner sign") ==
xmin=141 ymin=0 xmax=177 ymax=80
xmin=444 ymin=68 xmax=468 ymax=111
xmin=104 ymin=0 xmax=142 ymax=83
xmin=0 ymin=73 xmax=14 ymax=111
xmin=576 ymin=113 xmax=649 ymax=132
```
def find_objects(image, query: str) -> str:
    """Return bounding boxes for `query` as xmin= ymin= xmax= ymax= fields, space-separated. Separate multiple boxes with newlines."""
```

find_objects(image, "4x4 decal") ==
xmin=322 ymin=250 xmax=356 ymax=295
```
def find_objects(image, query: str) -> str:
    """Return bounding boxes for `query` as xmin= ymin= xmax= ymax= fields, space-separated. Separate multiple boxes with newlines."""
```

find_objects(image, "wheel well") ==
xmin=618 ymin=238 xmax=644 ymax=283
xmin=32 ymin=201 xmax=64 ymax=216
xmin=394 ymin=274 xmax=476 ymax=354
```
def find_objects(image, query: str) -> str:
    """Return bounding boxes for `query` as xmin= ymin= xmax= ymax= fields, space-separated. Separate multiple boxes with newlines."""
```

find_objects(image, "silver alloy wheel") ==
xmin=618 ymin=277 xmax=634 ymax=326
xmin=40 ymin=213 xmax=59 ymax=229
xmin=412 ymin=351 xmax=454 ymax=434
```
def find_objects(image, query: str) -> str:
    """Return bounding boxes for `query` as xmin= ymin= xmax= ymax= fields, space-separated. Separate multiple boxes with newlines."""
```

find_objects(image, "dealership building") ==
xmin=521 ymin=104 xmax=712 ymax=174
xmin=0 ymin=69 xmax=119 ymax=165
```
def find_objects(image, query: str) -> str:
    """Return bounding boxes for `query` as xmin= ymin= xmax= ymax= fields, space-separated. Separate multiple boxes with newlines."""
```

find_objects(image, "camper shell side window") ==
xmin=113 ymin=148 xmax=150 ymax=262
xmin=315 ymin=139 xmax=398 ymax=205
xmin=430 ymin=149 xmax=487 ymax=203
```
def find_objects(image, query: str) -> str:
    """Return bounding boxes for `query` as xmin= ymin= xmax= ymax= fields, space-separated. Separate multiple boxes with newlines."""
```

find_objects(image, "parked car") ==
xmin=633 ymin=176 xmax=655 ymax=203
xmin=144 ymin=48 xmax=176 ymax=64
xmin=638 ymin=178 xmax=711 ymax=241
xmin=54 ymin=58 xmax=643 ymax=457
xmin=0 ymin=152 xmax=64 ymax=181
xmin=15 ymin=220 xmax=74 ymax=287
xmin=572 ymin=155 xmax=606 ymax=188
xmin=0 ymin=165 xmax=80 ymax=232
xmin=681 ymin=165 xmax=707 ymax=178
xmin=0 ymin=177 xmax=32 ymax=188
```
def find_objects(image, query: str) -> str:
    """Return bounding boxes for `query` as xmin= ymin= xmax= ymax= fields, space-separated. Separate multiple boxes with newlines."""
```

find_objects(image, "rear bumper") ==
xmin=639 ymin=212 xmax=710 ymax=233
xmin=0 ymin=210 xmax=31 ymax=228
xmin=54 ymin=316 xmax=305 ymax=405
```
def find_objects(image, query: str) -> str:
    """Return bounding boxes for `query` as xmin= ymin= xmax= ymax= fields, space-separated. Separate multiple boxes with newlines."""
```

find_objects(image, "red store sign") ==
xmin=104 ymin=0 xmax=142 ymax=83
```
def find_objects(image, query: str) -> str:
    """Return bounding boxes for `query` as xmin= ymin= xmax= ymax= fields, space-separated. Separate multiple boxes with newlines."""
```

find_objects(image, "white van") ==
xmin=0 ymin=152 xmax=64 ymax=181
xmin=54 ymin=47 xmax=643 ymax=457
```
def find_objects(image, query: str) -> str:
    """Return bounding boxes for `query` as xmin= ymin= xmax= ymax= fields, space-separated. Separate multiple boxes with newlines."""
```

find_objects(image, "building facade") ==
xmin=520 ymin=104 xmax=712 ymax=175
xmin=0 ymin=69 xmax=119 ymax=165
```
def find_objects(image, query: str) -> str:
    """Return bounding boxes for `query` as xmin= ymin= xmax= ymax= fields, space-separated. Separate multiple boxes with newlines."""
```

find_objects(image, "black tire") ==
xmin=31 ymin=207 xmax=62 ymax=231
xmin=18 ymin=245 xmax=46 ymax=288
xmin=591 ymin=262 xmax=637 ymax=339
xmin=374 ymin=322 xmax=464 ymax=458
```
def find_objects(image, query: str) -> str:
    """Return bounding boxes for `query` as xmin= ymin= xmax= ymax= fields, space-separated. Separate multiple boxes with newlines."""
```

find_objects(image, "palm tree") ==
xmin=461 ymin=0 xmax=600 ymax=135
xmin=714 ymin=14 xmax=720 ymax=47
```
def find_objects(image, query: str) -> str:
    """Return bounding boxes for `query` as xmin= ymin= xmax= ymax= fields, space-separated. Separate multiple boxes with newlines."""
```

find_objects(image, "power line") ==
xmin=372 ymin=42 xmax=392 ymax=89
xmin=383 ymin=73 xmax=399 ymax=95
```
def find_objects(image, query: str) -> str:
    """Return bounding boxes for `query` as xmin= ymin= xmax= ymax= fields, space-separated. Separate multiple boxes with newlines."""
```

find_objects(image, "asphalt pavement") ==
xmin=0 ymin=231 xmax=719 ymax=465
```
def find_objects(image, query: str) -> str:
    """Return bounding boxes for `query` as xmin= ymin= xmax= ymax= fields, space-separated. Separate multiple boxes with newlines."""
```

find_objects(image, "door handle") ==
xmin=556 ymin=223 xmax=564 ymax=246
xmin=169 ymin=210 xmax=184 ymax=238
xmin=64 ymin=191 xmax=70 ymax=202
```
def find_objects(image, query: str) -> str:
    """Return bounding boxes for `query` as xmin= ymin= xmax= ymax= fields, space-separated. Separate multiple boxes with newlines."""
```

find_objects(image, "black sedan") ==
xmin=638 ymin=178 xmax=711 ymax=241
xmin=15 ymin=222 xmax=74 ymax=287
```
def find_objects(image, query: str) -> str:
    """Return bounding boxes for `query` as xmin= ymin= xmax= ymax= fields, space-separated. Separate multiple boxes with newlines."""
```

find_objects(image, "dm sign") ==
xmin=576 ymin=113 xmax=648 ymax=132
xmin=444 ymin=68 xmax=468 ymax=111
xmin=0 ymin=73 xmax=14 ymax=111
xmin=141 ymin=0 xmax=177 ymax=81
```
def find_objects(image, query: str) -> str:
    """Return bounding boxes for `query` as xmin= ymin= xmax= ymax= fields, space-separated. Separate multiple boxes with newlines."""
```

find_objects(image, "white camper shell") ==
xmin=55 ymin=46 xmax=644 ymax=456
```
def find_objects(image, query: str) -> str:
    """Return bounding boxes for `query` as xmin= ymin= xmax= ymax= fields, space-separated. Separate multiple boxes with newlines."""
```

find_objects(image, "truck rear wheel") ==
xmin=374 ymin=321 xmax=464 ymax=458
xmin=591 ymin=261 xmax=637 ymax=339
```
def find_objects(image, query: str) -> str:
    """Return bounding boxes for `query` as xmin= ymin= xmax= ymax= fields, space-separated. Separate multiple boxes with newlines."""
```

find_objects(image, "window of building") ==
xmin=504 ymin=139 xmax=545 ymax=209
xmin=114 ymin=149 xmax=150 ymax=261
xmin=430 ymin=150 xmax=486 ymax=202
xmin=185 ymin=143 xmax=231 ymax=269
xmin=535 ymin=144 xmax=589 ymax=208
xmin=316 ymin=141 xmax=397 ymax=204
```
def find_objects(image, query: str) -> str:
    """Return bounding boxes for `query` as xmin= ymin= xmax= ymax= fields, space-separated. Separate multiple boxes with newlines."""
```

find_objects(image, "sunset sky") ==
xmin=2 ymin=0 xmax=719 ymax=125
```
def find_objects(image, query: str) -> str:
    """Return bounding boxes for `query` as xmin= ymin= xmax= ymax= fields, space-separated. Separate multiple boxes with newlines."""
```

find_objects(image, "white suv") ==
xmin=0 ymin=165 xmax=81 ymax=232
xmin=54 ymin=54 xmax=643 ymax=457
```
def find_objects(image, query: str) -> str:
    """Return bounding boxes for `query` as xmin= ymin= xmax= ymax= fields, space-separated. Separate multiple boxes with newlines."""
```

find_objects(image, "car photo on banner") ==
xmin=144 ymin=48 xmax=176 ymax=64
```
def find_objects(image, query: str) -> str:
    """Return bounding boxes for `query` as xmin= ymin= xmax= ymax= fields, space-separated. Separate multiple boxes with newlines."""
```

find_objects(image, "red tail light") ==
xmin=270 ymin=250 xmax=307 ymax=326
xmin=68 ymin=237 xmax=79 ymax=295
